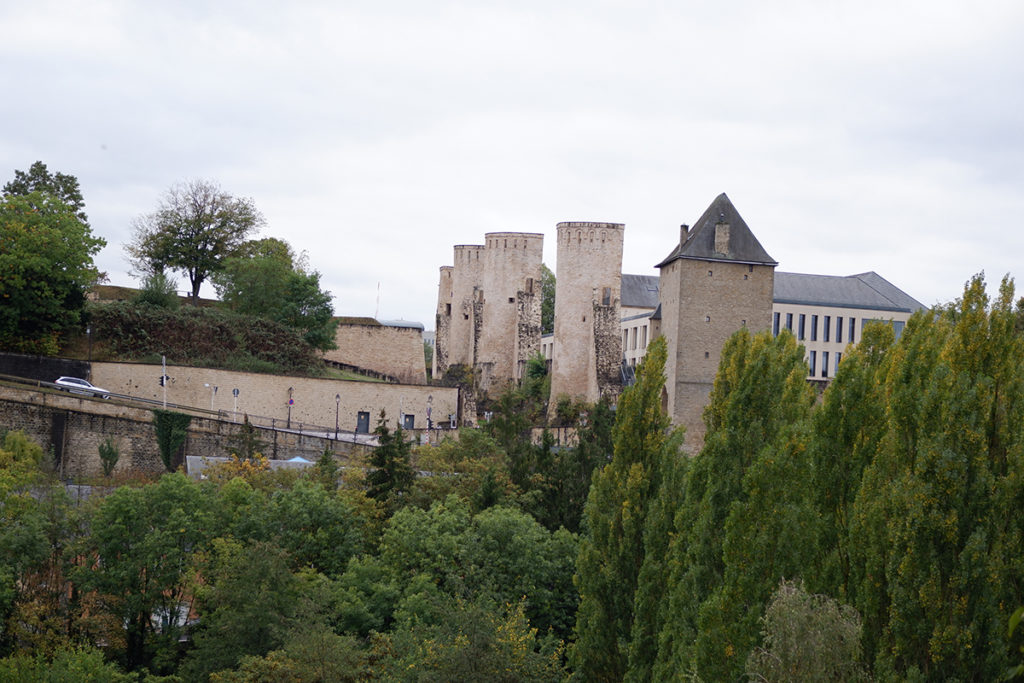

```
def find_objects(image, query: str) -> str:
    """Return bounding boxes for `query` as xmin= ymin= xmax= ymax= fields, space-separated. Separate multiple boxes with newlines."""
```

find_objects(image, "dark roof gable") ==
xmin=657 ymin=193 xmax=777 ymax=268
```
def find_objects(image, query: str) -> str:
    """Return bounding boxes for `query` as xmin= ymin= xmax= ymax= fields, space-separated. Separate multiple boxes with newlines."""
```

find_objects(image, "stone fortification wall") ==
xmin=433 ymin=266 xmax=454 ymax=377
xmin=324 ymin=320 xmax=426 ymax=385
xmin=0 ymin=384 xmax=373 ymax=480
xmin=89 ymin=362 xmax=457 ymax=435
xmin=550 ymin=222 xmax=624 ymax=404
xmin=593 ymin=301 xmax=623 ymax=403
xmin=477 ymin=232 xmax=543 ymax=392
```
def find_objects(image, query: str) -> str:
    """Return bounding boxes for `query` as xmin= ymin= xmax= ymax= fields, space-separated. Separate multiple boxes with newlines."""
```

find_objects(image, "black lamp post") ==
xmin=287 ymin=387 xmax=293 ymax=429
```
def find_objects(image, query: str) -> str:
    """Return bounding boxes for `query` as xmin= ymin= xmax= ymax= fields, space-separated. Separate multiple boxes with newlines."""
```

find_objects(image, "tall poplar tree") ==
xmin=655 ymin=328 xmax=815 ymax=681
xmin=851 ymin=274 xmax=1024 ymax=680
xmin=808 ymin=321 xmax=895 ymax=601
xmin=571 ymin=336 xmax=683 ymax=681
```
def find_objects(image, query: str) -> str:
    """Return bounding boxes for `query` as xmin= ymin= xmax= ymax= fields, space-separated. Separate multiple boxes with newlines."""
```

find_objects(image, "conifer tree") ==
xmin=850 ymin=274 xmax=1024 ymax=679
xmin=572 ymin=336 xmax=683 ymax=681
xmin=656 ymin=328 xmax=815 ymax=681
xmin=808 ymin=322 xmax=894 ymax=600
xmin=366 ymin=411 xmax=415 ymax=509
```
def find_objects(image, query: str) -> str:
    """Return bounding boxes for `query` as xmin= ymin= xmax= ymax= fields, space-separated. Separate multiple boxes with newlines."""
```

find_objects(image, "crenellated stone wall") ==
xmin=550 ymin=222 xmax=624 ymax=405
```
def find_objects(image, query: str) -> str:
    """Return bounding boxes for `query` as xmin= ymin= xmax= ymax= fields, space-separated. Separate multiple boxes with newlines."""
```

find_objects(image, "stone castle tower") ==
xmin=656 ymin=193 xmax=776 ymax=447
xmin=549 ymin=221 xmax=625 ymax=405
xmin=434 ymin=233 xmax=543 ymax=401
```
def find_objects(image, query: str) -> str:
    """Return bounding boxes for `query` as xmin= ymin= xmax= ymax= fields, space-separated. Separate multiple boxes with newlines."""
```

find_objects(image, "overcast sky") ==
xmin=3 ymin=1 xmax=1022 ymax=329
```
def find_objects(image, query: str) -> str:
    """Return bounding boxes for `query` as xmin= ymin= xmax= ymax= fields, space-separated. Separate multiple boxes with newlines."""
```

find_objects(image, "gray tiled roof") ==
xmin=657 ymin=193 xmax=777 ymax=268
xmin=378 ymin=319 xmax=426 ymax=331
xmin=621 ymin=274 xmax=660 ymax=308
xmin=773 ymin=272 xmax=925 ymax=313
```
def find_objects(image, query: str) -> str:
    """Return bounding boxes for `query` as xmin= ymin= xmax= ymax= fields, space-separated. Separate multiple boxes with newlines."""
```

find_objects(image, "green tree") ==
xmin=746 ymin=579 xmax=869 ymax=683
xmin=0 ymin=192 xmax=105 ymax=354
xmin=0 ymin=647 xmax=134 ymax=682
xmin=0 ymin=431 xmax=48 ymax=650
xmin=134 ymin=271 xmax=180 ymax=310
xmin=75 ymin=473 xmax=215 ymax=672
xmin=541 ymin=263 xmax=556 ymax=334
xmin=209 ymin=627 xmax=366 ymax=683
xmin=212 ymin=238 xmax=337 ymax=351
xmin=366 ymin=412 xmax=416 ymax=508
xmin=3 ymin=161 xmax=88 ymax=226
xmin=572 ymin=336 xmax=683 ymax=682
xmin=850 ymin=275 xmax=1024 ymax=680
xmin=656 ymin=328 xmax=814 ymax=681
xmin=375 ymin=496 xmax=578 ymax=639
xmin=373 ymin=597 xmax=565 ymax=682
xmin=807 ymin=321 xmax=894 ymax=601
xmin=255 ymin=480 xmax=368 ymax=578
xmin=152 ymin=409 xmax=191 ymax=472
xmin=184 ymin=539 xmax=327 ymax=681
xmin=127 ymin=179 xmax=265 ymax=304
xmin=98 ymin=438 xmax=120 ymax=477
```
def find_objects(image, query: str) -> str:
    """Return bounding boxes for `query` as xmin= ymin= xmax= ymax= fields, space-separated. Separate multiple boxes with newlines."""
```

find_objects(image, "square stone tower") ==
xmin=656 ymin=193 xmax=776 ymax=449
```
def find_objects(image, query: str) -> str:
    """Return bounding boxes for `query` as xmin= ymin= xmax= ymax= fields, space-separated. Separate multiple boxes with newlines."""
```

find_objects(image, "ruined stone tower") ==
xmin=656 ymin=193 xmax=776 ymax=449
xmin=477 ymin=232 xmax=544 ymax=392
xmin=435 ymin=244 xmax=485 ymax=377
xmin=549 ymin=221 xmax=625 ymax=405
xmin=433 ymin=233 xmax=543 ymax=405
xmin=432 ymin=265 xmax=454 ymax=378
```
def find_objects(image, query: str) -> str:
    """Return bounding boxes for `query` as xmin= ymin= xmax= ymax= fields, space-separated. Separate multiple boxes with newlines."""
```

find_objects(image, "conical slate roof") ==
xmin=657 ymin=193 xmax=777 ymax=268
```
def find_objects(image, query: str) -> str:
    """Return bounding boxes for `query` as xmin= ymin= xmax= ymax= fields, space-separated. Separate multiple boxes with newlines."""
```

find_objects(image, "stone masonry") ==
xmin=433 ymin=233 xmax=543 ymax=399
xmin=550 ymin=222 xmax=624 ymax=405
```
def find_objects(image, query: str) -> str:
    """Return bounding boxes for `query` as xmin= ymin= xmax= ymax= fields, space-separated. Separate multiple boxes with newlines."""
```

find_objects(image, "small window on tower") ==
xmin=705 ymin=315 xmax=711 ymax=322
xmin=704 ymin=351 xmax=710 ymax=359
xmin=602 ymin=287 xmax=611 ymax=305
xmin=508 ymin=297 xmax=515 ymax=304
xmin=445 ymin=304 xmax=451 ymax=316
xmin=708 ymin=270 xmax=713 ymax=277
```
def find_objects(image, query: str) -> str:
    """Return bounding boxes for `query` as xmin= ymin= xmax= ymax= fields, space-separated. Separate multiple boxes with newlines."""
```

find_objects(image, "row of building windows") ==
xmin=622 ymin=325 xmax=649 ymax=351
xmin=808 ymin=350 xmax=842 ymax=378
xmin=773 ymin=312 xmax=856 ymax=344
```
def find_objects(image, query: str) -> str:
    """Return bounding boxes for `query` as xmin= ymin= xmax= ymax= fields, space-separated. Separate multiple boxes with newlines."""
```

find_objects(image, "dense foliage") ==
xmin=211 ymin=237 xmax=338 ymax=351
xmin=0 ymin=188 xmax=105 ymax=354
xmin=89 ymin=301 xmax=323 ymax=374
xmin=1 ymin=274 xmax=1022 ymax=681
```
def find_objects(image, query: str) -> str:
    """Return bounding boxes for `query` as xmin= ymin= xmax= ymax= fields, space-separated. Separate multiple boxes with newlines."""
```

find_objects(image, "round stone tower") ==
xmin=433 ymin=265 xmax=454 ymax=378
xmin=550 ymin=222 xmax=625 ymax=405
xmin=477 ymin=232 xmax=544 ymax=392
xmin=447 ymin=244 xmax=485 ymax=372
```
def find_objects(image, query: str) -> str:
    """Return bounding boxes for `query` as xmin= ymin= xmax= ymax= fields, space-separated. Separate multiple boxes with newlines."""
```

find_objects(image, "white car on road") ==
xmin=54 ymin=376 xmax=110 ymax=399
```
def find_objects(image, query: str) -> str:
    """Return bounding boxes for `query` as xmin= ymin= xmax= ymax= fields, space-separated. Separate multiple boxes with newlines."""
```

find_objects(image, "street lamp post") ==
xmin=426 ymin=394 xmax=433 ymax=442
xmin=335 ymin=394 xmax=341 ymax=439
xmin=204 ymin=383 xmax=217 ymax=413
xmin=287 ymin=387 xmax=294 ymax=429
